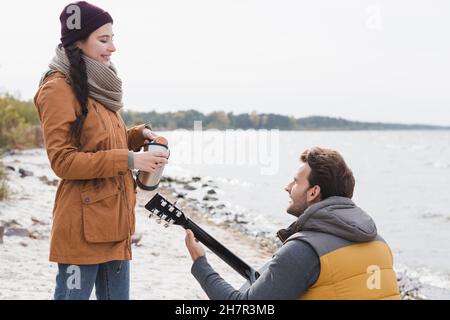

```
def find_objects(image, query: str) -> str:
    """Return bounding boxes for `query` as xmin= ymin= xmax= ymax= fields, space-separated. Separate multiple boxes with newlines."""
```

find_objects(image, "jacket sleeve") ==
xmin=126 ymin=124 xmax=146 ymax=152
xmin=35 ymin=78 xmax=129 ymax=180
xmin=191 ymin=240 xmax=320 ymax=300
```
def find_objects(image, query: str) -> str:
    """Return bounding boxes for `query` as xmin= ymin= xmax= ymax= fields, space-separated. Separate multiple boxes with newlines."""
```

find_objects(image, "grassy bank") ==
xmin=0 ymin=93 xmax=41 ymax=201
xmin=0 ymin=158 xmax=9 ymax=201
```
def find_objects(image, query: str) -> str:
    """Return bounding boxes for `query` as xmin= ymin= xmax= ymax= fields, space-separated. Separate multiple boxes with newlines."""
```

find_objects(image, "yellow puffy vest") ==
xmin=286 ymin=232 xmax=401 ymax=300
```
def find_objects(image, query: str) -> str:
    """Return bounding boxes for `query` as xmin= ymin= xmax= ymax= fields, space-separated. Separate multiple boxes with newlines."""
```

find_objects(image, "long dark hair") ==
xmin=64 ymin=42 xmax=89 ymax=146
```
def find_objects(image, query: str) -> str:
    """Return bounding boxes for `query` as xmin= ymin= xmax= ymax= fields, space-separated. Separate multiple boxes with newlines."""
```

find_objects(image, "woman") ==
xmin=34 ymin=1 xmax=168 ymax=300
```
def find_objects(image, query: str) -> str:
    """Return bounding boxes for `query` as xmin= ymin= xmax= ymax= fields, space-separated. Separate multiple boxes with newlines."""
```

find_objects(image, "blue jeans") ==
xmin=54 ymin=260 xmax=130 ymax=300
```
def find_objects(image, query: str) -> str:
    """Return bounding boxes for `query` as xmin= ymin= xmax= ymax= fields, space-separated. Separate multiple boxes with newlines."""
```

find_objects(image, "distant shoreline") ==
xmin=119 ymin=109 xmax=450 ymax=131
xmin=151 ymin=128 xmax=450 ymax=132
xmin=1 ymin=94 xmax=448 ymax=138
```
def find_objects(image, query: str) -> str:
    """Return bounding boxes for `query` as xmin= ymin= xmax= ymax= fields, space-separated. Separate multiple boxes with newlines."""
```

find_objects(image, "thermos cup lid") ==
xmin=154 ymin=136 xmax=168 ymax=145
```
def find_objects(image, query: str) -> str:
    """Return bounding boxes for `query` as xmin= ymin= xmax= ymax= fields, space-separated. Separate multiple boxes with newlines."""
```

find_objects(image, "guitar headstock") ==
xmin=144 ymin=193 xmax=188 ymax=228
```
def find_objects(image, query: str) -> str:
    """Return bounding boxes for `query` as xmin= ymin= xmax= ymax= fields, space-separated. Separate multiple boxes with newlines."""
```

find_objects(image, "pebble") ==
xmin=18 ymin=168 xmax=33 ymax=178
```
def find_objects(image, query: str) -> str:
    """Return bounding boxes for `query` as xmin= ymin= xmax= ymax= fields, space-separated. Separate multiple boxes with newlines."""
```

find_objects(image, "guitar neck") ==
xmin=184 ymin=219 xmax=260 ymax=284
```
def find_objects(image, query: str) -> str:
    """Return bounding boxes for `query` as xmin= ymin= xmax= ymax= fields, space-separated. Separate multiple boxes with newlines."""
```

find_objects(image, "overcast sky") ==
xmin=1 ymin=0 xmax=449 ymax=125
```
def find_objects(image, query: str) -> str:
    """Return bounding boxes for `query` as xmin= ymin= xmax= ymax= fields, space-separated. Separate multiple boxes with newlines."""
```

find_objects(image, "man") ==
xmin=185 ymin=147 xmax=400 ymax=300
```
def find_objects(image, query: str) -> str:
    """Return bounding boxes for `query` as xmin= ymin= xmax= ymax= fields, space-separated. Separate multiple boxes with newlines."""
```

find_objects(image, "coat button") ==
xmin=84 ymin=197 xmax=90 ymax=203
xmin=117 ymin=124 xmax=121 ymax=128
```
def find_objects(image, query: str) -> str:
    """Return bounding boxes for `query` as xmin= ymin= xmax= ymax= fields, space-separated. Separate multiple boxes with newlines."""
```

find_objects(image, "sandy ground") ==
xmin=0 ymin=149 xmax=272 ymax=300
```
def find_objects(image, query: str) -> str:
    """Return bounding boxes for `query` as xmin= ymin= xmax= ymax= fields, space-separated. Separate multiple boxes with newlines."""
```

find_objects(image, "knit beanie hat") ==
xmin=59 ymin=1 xmax=113 ymax=47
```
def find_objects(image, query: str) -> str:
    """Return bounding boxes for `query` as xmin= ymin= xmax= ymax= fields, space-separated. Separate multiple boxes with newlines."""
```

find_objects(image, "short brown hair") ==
xmin=300 ymin=147 xmax=355 ymax=199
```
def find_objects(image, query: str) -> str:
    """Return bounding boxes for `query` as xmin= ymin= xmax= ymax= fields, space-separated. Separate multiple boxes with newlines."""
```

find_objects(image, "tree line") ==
xmin=120 ymin=109 xmax=448 ymax=131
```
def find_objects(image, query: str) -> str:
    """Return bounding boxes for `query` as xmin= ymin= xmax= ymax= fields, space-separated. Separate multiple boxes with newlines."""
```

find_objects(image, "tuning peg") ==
xmin=149 ymin=209 xmax=159 ymax=219
xmin=164 ymin=220 xmax=174 ymax=228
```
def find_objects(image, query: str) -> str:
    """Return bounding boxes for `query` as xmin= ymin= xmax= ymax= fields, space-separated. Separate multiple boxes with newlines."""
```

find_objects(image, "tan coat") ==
xmin=34 ymin=71 xmax=146 ymax=264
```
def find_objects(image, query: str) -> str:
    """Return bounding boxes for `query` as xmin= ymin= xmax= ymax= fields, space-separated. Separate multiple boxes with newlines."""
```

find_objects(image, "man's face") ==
xmin=285 ymin=163 xmax=317 ymax=217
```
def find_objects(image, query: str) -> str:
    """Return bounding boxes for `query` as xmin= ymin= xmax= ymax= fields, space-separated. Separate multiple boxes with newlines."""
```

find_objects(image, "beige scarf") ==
xmin=47 ymin=44 xmax=123 ymax=112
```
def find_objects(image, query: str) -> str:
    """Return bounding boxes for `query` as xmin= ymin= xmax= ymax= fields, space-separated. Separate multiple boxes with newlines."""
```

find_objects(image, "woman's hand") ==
xmin=185 ymin=229 xmax=206 ymax=262
xmin=142 ymin=128 xmax=159 ymax=142
xmin=133 ymin=151 xmax=168 ymax=173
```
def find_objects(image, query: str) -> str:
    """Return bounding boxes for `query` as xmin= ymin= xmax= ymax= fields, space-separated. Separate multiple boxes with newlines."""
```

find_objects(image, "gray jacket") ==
xmin=191 ymin=196 xmax=378 ymax=300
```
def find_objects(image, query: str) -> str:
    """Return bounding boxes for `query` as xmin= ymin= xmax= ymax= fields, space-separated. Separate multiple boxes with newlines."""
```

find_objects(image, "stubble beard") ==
xmin=286 ymin=192 xmax=309 ymax=218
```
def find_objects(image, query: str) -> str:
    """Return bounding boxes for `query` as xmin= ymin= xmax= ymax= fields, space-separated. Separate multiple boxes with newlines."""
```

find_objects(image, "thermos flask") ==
xmin=136 ymin=136 xmax=170 ymax=191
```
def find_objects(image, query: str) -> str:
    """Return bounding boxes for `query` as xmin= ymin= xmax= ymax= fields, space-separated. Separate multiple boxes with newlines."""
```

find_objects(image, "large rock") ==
xmin=160 ymin=176 xmax=174 ymax=183
xmin=29 ymin=231 xmax=47 ymax=240
xmin=5 ymin=227 xmax=30 ymax=237
xmin=39 ymin=176 xmax=59 ymax=186
xmin=184 ymin=184 xmax=197 ymax=191
xmin=131 ymin=233 xmax=143 ymax=247
xmin=0 ymin=219 xmax=22 ymax=228
xmin=19 ymin=168 xmax=33 ymax=178
xmin=31 ymin=217 xmax=48 ymax=226
xmin=203 ymin=195 xmax=219 ymax=201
